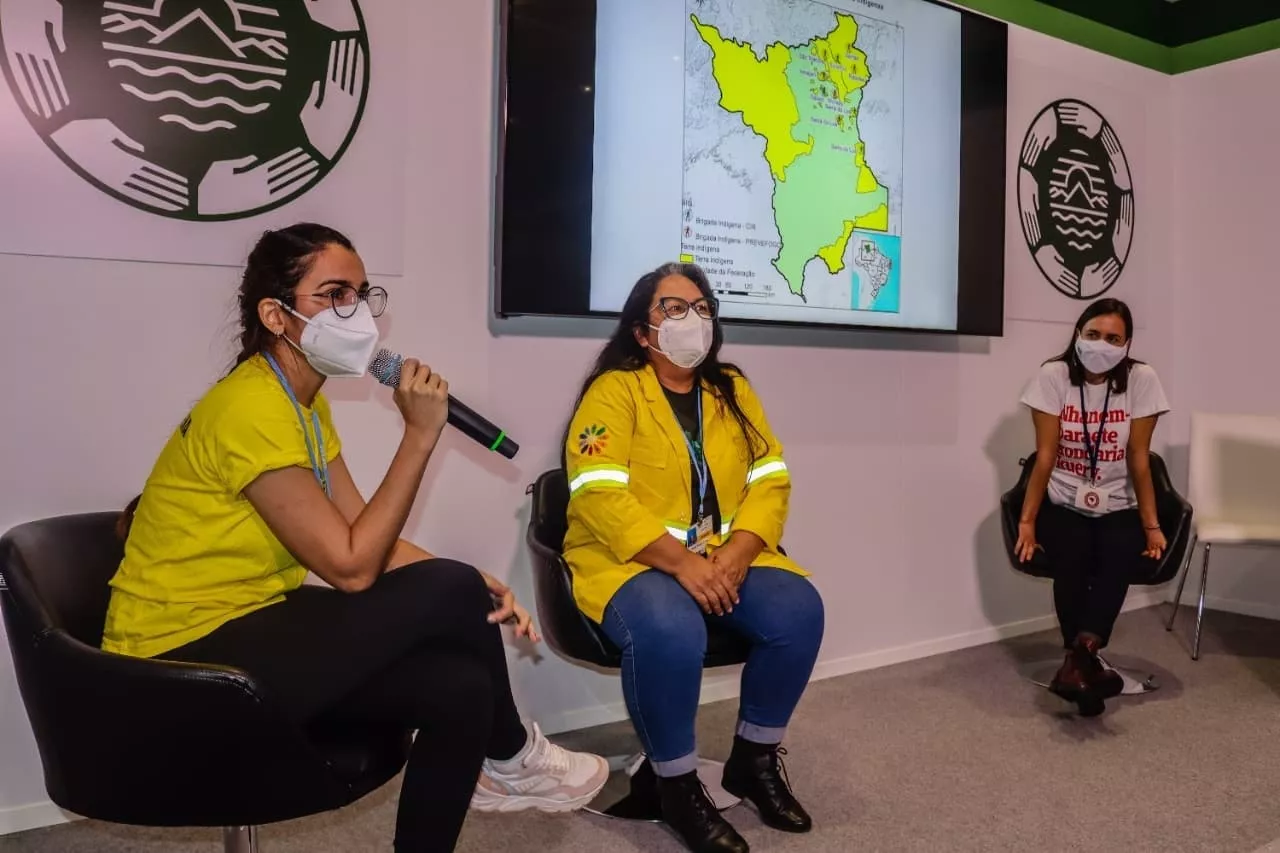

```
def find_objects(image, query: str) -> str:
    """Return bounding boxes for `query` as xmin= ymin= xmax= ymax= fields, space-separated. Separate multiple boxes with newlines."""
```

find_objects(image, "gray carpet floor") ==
xmin=4 ymin=604 xmax=1280 ymax=853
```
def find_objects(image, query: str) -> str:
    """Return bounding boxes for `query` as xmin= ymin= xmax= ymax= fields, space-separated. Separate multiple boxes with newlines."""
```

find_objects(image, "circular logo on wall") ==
xmin=0 ymin=0 xmax=369 ymax=221
xmin=1018 ymin=99 xmax=1134 ymax=300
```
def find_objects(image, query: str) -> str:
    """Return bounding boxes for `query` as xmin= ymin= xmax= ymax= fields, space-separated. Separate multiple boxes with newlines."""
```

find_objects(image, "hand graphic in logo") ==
xmin=1020 ymin=107 xmax=1057 ymax=169
xmin=1080 ymin=258 xmax=1121 ymax=296
xmin=1057 ymin=101 xmax=1102 ymax=138
xmin=197 ymin=148 xmax=320 ymax=216
xmin=1100 ymin=125 xmax=1132 ymax=191
xmin=1 ymin=0 xmax=69 ymax=119
xmin=1035 ymin=245 xmax=1080 ymax=296
xmin=304 ymin=0 xmax=362 ymax=33
xmin=301 ymin=37 xmax=366 ymax=161
xmin=49 ymin=119 xmax=188 ymax=212
xmin=1112 ymin=193 xmax=1134 ymax=264
xmin=1018 ymin=169 xmax=1042 ymax=248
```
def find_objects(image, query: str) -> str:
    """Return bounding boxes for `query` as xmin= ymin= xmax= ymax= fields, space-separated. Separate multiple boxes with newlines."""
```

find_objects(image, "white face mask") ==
xmin=649 ymin=313 xmax=714 ymax=369
xmin=1075 ymin=336 xmax=1128 ymax=375
xmin=278 ymin=300 xmax=381 ymax=378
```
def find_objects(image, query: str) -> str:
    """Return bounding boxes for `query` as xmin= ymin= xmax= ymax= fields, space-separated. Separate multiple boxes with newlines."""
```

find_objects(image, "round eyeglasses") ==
xmin=652 ymin=296 xmax=718 ymax=320
xmin=305 ymin=285 xmax=388 ymax=319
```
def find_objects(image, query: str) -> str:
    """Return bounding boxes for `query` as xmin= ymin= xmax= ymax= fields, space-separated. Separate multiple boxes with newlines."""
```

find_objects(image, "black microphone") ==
xmin=369 ymin=348 xmax=519 ymax=459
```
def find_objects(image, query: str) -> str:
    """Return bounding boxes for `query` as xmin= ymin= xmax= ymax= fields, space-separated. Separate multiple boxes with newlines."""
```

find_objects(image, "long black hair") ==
xmin=1046 ymin=297 xmax=1140 ymax=393
xmin=562 ymin=262 xmax=767 ymax=465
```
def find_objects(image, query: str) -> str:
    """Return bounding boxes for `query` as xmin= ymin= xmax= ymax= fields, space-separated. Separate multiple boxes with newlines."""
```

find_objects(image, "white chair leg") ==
xmin=224 ymin=826 xmax=258 ymax=853
xmin=1166 ymin=535 xmax=1197 ymax=631
xmin=1193 ymin=543 xmax=1212 ymax=661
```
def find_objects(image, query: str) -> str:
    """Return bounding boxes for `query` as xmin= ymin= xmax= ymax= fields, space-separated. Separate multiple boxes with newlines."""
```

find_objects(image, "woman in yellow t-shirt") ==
xmin=104 ymin=224 xmax=606 ymax=853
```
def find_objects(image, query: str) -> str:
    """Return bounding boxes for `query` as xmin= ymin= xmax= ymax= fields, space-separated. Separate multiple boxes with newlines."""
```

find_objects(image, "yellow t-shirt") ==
xmin=102 ymin=355 xmax=342 ymax=658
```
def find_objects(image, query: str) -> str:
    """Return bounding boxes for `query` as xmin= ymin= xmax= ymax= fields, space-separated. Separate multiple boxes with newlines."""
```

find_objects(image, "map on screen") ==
xmin=589 ymin=0 xmax=966 ymax=331
xmin=681 ymin=1 xmax=904 ymax=316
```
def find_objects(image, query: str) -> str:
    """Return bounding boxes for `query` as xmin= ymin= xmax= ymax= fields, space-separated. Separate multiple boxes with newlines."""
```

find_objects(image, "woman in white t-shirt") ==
xmin=1016 ymin=298 xmax=1170 ymax=717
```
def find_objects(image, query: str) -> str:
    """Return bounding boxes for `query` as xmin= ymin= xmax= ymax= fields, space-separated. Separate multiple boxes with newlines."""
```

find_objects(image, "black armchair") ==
xmin=0 ymin=513 xmax=411 ymax=852
xmin=525 ymin=469 xmax=749 ymax=818
xmin=999 ymin=451 xmax=1194 ymax=584
xmin=527 ymin=468 xmax=752 ymax=670
xmin=997 ymin=452 xmax=1194 ymax=695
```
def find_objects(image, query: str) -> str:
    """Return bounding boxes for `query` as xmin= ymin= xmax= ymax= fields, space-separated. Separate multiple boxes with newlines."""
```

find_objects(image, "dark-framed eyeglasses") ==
xmin=305 ymin=285 xmax=388 ymax=319
xmin=653 ymin=296 xmax=717 ymax=320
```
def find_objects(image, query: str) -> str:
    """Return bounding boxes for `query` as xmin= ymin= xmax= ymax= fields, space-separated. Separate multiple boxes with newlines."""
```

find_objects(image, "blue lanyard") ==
xmin=263 ymin=353 xmax=330 ymax=497
xmin=679 ymin=391 xmax=709 ymax=520
xmin=1078 ymin=382 xmax=1112 ymax=483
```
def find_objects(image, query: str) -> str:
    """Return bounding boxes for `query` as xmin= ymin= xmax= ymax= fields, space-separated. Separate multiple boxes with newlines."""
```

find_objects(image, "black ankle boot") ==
xmin=1049 ymin=638 xmax=1106 ymax=717
xmin=721 ymin=737 xmax=812 ymax=833
xmin=657 ymin=771 xmax=749 ymax=853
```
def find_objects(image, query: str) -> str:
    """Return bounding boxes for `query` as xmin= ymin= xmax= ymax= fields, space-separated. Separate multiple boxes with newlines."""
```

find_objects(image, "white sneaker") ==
xmin=470 ymin=723 xmax=609 ymax=813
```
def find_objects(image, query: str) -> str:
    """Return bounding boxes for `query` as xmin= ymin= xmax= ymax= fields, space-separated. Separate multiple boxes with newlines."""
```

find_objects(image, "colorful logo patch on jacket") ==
xmin=578 ymin=424 xmax=608 ymax=456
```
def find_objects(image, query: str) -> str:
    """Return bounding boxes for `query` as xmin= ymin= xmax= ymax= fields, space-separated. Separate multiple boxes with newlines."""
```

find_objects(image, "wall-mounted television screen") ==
xmin=496 ymin=0 xmax=1008 ymax=336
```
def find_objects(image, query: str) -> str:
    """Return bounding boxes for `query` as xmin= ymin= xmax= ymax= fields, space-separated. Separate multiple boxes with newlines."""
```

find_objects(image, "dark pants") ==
xmin=168 ymin=559 xmax=527 ymax=853
xmin=1036 ymin=503 xmax=1147 ymax=648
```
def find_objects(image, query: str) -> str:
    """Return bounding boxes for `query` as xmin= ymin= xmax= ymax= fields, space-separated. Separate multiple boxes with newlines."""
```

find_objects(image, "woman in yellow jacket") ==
xmin=563 ymin=262 xmax=825 ymax=853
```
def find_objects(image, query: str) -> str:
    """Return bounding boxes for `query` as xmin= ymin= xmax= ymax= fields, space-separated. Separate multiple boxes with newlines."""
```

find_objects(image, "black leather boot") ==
xmin=1049 ymin=637 xmax=1105 ymax=717
xmin=1093 ymin=664 xmax=1126 ymax=700
xmin=657 ymin=771 xmax=749 ymax=853
xmin=605 ymin=756 xmax=663 ymax=820
xmin=721 ymin=737 xmax=812 ymax=833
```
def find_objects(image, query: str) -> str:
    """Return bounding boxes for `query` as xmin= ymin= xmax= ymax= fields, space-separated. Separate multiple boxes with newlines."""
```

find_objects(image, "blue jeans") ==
xmin=600 ymin=567 xmax=825 ymax=777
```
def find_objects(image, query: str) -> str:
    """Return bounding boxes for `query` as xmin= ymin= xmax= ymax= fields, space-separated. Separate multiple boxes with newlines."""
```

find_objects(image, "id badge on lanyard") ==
xmin=681 ymin=392 xmax=712 ymax=554
xmin=1075 ymin=382 xmax=1111 ymax=512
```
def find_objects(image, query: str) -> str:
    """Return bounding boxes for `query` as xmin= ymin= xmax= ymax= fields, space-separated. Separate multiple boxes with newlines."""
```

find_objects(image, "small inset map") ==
xmin=852 ymin=232 xmax=899 ymax=312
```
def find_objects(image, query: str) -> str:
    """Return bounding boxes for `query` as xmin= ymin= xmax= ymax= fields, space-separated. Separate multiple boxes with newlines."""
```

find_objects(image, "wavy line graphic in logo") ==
xmin=0 ymin=0 xmax=370 ymax=221
xmin=1018 ymin=99 xmax=1134 ymax=300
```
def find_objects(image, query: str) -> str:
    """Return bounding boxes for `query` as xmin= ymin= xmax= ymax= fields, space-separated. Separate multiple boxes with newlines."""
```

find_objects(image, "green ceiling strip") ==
xmin=946 ymin=0 xmax=1173 ymax=72
xmin=1171 ymin=18 xmax=1280 ymax=73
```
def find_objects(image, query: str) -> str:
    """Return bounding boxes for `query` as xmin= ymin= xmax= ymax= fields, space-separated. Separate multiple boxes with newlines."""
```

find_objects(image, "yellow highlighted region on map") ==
xmin=855 ymin=142 xmax=880 ymax=194
xmin=817 ymin=221 xmax=855 ymax=273
xmin=817 ymin=202 xmax=890 ymax=274
xmin=856 ymin=203 xmax=889 ymax=232
xmin=679 ymin=253 xmax=695 ymax=263
xmin=692 ymin=15 xmax=813 ymax=181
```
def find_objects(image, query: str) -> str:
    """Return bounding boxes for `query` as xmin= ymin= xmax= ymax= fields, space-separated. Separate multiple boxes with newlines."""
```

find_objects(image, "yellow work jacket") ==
xmin=563 ymin=364 xmax=805 ymax=623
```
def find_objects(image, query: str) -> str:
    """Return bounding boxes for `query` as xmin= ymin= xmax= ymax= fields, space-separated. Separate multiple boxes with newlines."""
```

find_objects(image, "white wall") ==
xmin=0 ymin=1 xmax=1185 ymax=835
xmin=1167 ymin=50 xmax=1280 ymax=619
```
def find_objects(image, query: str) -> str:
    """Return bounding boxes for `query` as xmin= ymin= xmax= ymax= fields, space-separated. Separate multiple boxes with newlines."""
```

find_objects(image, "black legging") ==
xmin=1035 ymin=503 xmax=1147 ymax=648
xmin=167 ymin=559 xmax=527 ymax=853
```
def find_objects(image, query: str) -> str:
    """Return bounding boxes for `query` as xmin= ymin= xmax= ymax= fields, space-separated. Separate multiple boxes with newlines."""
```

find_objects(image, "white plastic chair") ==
xmin=1166 ymin=412 xmax=1280 ymax=659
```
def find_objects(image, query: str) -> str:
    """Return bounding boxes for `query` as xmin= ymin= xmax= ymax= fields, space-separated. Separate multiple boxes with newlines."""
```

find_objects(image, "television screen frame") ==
xmin=493 ymin=0 xmax=1008 ymax=338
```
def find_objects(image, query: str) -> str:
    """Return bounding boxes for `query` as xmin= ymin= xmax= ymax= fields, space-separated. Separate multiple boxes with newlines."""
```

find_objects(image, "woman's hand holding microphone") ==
xmin=388 ymin=358 xmax=542 ymax=639
xmin=393 ymin=357 xmax=449 ymax=445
